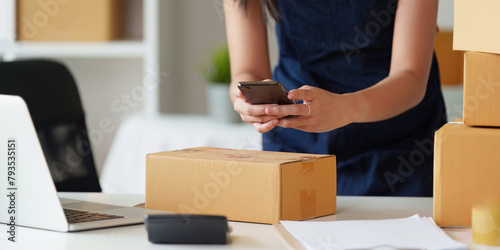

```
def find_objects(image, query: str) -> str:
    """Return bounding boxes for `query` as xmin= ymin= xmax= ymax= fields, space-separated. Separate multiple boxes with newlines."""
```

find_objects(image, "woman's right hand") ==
xmin=224 ymin=0 xmax=277 ymax=133
xmin=233 ymin=87 xmax=280 ymax=133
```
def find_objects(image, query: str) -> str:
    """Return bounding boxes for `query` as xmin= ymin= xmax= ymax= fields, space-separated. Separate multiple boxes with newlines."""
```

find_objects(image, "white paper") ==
xmin=280 ymin=214 xmax=466 ymax=250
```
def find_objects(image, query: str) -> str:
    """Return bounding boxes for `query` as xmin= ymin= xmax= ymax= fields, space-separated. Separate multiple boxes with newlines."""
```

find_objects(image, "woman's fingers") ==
xmin=265 ymin=103 xmax=311 ymax=117
xmin=251 ymin=119 xmax=279 ymax=133
xmin=233 ymin=96 xmax=281 ymax=133
xmin=287 ymin=85 xmax=315 ymax=101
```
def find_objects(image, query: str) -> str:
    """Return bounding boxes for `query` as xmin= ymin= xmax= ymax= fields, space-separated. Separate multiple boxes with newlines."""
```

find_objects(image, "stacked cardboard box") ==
xmin=433 ymin=0 xmax=500 ymax=227
xmin=462 ymin=52 xmax=500 ymax=126
xmin=454 ymin=0 xmax=500 ymax=126
xmin=434 ymin=121 xmax=500 ymax=226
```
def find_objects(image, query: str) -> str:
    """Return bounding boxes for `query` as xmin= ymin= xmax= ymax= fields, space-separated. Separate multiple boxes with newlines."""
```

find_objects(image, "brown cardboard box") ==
xmin=17 ymin=0 xmax=123 ymax=41
xmin=435 ymin=31 xmax=464 ymax=85
xmin=146 ymin=147 xmax=336 ymax=224
xmin=463 ymin=52 xmax=500 ymax=127
xmin=454 ymin=0 xmax=500 ymax=54
xmin=434 ymin=121 xmax=500 ymax=227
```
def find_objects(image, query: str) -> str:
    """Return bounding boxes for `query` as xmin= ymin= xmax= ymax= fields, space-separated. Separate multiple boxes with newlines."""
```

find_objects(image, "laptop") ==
xmin=0 ymin=94 xmax=168 ymax=232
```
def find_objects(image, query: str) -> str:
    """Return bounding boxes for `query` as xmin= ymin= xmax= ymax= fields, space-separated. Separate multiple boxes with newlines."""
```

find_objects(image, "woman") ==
xmin=223 ymin=0 xmax=446 ymax=196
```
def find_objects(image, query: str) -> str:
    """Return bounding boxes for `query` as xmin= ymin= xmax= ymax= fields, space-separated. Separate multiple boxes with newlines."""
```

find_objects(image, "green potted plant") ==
xmin=201 ymin=45 xmax=240 ymax=123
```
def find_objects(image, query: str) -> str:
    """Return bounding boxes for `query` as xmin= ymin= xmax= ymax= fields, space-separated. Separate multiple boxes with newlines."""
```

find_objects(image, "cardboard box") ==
xmin=434 ymin=121 xmax=500 ymax=227
xmin=146 ymin=147 xmax=336 ymax=224
xmin=17 ymin=0 xmax=123 ymax=41
xmin=434 ymin=31 xmax=464 ymax=85
xmin=463 ymin=52 xmax=500 ymax=127
xmin=454 ymin=0 xmax=500 ymax=54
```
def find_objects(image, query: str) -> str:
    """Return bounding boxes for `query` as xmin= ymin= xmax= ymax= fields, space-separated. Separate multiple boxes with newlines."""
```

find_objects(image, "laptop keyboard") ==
xmin=64 ymin=208 xmax=125 ymax=224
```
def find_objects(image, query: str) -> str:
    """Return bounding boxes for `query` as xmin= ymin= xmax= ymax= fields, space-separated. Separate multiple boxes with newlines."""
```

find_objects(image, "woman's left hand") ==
xmin=265 ymin=85 xmax=357 ymax=133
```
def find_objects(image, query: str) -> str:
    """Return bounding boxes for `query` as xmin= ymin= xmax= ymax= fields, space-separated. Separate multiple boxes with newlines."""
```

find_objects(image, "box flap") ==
xmin=149 ymin=147 xmax=332 ymax=164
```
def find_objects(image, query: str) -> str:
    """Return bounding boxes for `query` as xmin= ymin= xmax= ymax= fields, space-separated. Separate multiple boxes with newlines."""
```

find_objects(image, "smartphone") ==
xmin=238 ymin=81 xmax=294 ymax=105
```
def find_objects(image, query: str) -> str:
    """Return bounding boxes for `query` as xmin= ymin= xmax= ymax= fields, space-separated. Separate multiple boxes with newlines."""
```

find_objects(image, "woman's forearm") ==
xmin=348 ymin=69 xmax=428 ymax=123
xmin=347 ymin=0 xmax=438 ymax=124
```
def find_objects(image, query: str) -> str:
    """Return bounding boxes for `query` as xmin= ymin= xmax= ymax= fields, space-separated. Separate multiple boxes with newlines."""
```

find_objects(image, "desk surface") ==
xmin=0 ymin=193 xmax=484 ymax=250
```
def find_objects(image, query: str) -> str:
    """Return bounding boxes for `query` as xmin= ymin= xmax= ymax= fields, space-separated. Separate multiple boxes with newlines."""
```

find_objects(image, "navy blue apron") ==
xmin=264 ymin=0 xmax=447 ymax=196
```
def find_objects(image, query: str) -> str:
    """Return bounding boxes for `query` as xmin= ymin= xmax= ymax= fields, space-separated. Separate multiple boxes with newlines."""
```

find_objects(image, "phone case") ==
xmin=238 ymin=81 xmax=294 ymax=105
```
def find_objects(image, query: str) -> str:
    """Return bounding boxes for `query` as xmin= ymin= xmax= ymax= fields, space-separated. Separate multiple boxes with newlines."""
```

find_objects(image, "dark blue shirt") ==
xmin=264 ymin=0 xmax=447 ymax=196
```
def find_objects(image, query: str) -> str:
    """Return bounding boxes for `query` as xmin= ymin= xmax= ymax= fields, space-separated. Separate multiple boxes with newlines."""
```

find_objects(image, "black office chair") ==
xmin=0 ymin=59 xmax=101 ymax=192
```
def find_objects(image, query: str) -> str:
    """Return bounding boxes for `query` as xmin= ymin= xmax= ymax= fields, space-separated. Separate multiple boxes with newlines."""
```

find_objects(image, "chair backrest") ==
xmin=0 ymin=59 xmax=101 ymax=192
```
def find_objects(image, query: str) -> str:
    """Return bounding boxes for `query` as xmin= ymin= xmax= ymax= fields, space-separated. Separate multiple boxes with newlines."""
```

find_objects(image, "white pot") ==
xmin=207 ymin=83 xmax=241 ymax=123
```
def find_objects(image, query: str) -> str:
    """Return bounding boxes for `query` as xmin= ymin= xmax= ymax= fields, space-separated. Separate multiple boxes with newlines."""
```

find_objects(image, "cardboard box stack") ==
xmin=454 ymin=0 xmax=500 ymax=127
xmin=433 ymin=0 xmax=500 ymax=227
xmin=146 ymin=147 xmax=337 ymax=224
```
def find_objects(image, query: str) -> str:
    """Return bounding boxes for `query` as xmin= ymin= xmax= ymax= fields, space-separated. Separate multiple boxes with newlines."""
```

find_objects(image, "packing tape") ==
xmin=300 ymin=159 xmax=316 ymax=218
xmin=473 ymin=201 xmax=500 ymax=246
xmin=301 ymin=158 xmax=315 ymax=175
xmin=300 ymin=190 xmax=317 ymax=219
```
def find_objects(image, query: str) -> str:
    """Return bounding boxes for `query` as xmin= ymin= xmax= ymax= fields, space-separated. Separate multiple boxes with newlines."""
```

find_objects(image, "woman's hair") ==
xmin=237 ymin=0 xmax=281 ymax=21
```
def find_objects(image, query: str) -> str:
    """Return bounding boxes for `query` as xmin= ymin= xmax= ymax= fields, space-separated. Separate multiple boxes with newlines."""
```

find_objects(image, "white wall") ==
xmin=159 ymin=0 xmax=228 ymax=114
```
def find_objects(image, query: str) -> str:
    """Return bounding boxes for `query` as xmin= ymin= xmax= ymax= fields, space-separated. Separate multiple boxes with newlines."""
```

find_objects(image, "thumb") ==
xmin=288 ymin=86 xmax=314 ymax=101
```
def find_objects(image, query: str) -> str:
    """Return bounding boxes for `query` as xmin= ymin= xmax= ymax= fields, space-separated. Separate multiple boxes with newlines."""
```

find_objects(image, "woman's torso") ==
xmin=266 ymin=0 xmax=447 ymax=196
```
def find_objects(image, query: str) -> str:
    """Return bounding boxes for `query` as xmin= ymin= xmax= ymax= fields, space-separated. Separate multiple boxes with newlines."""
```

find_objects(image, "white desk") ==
xmin=100 ymin=113 xmax=262 ymax=194
xmin=0 ymin=193 xmax=487 ymax=250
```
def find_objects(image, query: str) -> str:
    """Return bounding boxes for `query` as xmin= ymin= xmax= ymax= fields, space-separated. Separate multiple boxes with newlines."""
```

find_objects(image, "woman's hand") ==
xmin=265 ymin=85 xmax=357 ymax=133
xmin=232 ymin=87 xmax=282 ymax=133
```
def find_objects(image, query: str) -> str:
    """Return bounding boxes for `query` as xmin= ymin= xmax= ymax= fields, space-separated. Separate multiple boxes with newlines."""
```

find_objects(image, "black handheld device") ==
xmin=238 ymin=81 xmax=294 ymax=105
xmin=145 ymin=214 xmax=230 ymax=244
